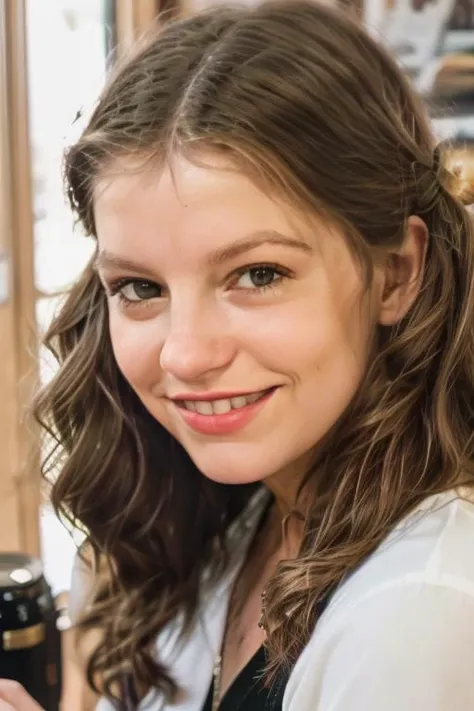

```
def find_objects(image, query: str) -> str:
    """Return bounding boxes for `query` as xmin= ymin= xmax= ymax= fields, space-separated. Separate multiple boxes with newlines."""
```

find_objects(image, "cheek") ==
xmin=108 ymin=312 xmax=162 ymax=389
xmin=246 ymin=294 xmax=370 ymax=381
xmin=250 ymin=292 xmax=371 ymax=436
xmin=296 ymin=295 xmax=372 ymax=420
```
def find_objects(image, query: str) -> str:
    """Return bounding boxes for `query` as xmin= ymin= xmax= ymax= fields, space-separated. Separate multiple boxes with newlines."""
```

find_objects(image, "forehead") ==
xmin=95 ymin=152 xmax=288 ymax=215
xmin=94 ymin=153 xmax=314 ymax=243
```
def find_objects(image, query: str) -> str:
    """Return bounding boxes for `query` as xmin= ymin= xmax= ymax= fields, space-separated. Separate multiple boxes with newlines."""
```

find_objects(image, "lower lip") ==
xmin=173 ymin=389 xmax=276 ymax=435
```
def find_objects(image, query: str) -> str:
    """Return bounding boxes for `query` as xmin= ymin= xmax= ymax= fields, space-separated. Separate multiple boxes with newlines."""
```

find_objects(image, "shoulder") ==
xmin=286 ymin=580 xmax=474 ymax=711
xmin=328 ymin=488 xmax=474 ymax=615
xmin=284 ymin=490 xmax=474 ymax=711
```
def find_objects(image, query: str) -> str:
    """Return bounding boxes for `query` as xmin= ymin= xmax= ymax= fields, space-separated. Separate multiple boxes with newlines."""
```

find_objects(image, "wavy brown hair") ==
xmin=34 ymin=0 xmax=474 ymax=705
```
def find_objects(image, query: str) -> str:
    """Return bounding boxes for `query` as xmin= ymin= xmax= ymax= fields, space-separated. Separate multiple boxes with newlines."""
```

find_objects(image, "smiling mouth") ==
xmin=175 ymin=388 xmax=274 ymax=416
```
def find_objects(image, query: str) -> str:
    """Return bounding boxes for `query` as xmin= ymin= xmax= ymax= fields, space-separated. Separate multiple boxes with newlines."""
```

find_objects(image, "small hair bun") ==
xmin=441 ymin=146 xmax=474 ymax=208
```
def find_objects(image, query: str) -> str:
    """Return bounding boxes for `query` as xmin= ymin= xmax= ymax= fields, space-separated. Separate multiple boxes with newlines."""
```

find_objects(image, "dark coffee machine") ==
xmin=0 ymin=553 xmax=62 ymax=711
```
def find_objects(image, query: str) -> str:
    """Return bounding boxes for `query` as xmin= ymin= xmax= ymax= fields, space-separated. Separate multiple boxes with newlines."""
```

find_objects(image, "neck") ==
xmin=263 ymin=452 xmax=315 ymax=559
xmin=264 ymin=449 xmax=315 ymax=513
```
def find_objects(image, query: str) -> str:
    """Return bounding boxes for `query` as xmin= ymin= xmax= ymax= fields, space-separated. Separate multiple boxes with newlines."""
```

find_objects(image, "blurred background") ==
xmin=0 ymin=0 xmax=473 ymax=707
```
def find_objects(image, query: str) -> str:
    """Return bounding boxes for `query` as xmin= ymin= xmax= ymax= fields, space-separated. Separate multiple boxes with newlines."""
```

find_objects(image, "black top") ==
xmin=201 ymin=644 xmax=287 ymax=711
xmin=201 ymin=592 xmax=332 ymax=711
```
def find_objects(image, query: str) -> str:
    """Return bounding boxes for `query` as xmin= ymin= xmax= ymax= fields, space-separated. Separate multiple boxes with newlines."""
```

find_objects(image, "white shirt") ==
xmin=70 ymin=488 xmax=474 ymax=710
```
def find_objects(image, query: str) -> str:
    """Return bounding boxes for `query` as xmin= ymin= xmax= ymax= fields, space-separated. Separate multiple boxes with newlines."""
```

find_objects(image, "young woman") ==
xmin=2 ymin=1 xmax=474 ymax=709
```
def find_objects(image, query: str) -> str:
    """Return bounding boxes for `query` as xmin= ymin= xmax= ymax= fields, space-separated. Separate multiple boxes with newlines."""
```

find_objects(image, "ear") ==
xmin=377 ymin=216 xmax=428 ymax=326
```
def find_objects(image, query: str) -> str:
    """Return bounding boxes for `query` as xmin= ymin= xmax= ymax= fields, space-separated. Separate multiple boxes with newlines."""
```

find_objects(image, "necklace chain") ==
xmin=211 ymin=588 xmax=267 ymax=711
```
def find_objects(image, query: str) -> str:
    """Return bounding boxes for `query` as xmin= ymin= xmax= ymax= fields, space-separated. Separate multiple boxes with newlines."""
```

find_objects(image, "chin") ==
xmin=185 ymin=448 xmax=276 ymax=486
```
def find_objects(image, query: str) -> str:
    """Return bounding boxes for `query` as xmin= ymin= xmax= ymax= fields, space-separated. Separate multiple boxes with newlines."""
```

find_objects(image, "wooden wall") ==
xmin=0 ymin=0 xmax=40 ymax=556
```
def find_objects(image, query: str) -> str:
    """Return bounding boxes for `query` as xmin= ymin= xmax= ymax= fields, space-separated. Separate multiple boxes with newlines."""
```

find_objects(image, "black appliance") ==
xmin=0 ymin=553 xmax=62 ymax=710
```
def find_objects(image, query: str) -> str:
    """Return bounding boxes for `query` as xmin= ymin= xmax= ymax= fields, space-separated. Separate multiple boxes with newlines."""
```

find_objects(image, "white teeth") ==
xmin=194 ymin=401 xmax=214 ymax=415
xmin=212 ymin=398 xmax=232 ymax=414
xmin=230 ymin=396 xmax=247 ymax=409
xmin=181 ymin=389 xmax=269 ymax=415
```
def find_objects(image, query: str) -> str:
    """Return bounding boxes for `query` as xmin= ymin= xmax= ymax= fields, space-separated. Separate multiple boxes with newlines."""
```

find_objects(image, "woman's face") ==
xmin=94 ymin=154 xmax=379 ymax=489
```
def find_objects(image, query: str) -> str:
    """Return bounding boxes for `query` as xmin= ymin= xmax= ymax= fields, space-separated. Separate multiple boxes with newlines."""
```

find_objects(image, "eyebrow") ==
xmin=95 ymin=230 xmax=312 ymax=275
xmin=205 ymin=231 xmax=312 ymax=266
xmin=94 ymin=252 xmax=158 ymax=279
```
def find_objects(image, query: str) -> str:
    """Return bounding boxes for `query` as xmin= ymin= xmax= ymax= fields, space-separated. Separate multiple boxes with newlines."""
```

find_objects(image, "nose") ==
xmin=159 ymin=309 xmax=236 ymax=383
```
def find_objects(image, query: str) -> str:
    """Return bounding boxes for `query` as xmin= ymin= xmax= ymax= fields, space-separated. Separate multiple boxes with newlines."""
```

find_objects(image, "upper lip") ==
xmin=168 ymin=387 xmax=274 ymax=402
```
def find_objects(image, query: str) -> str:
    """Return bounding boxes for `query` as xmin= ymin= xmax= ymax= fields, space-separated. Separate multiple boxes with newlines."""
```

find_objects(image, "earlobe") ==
xmin=378 ymin=216 xmax=429 ymax=326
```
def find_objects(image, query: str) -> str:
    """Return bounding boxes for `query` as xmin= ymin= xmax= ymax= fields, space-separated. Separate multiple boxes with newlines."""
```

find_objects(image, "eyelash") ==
xmin=106 ymin=263 xmax=292 ymax=308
